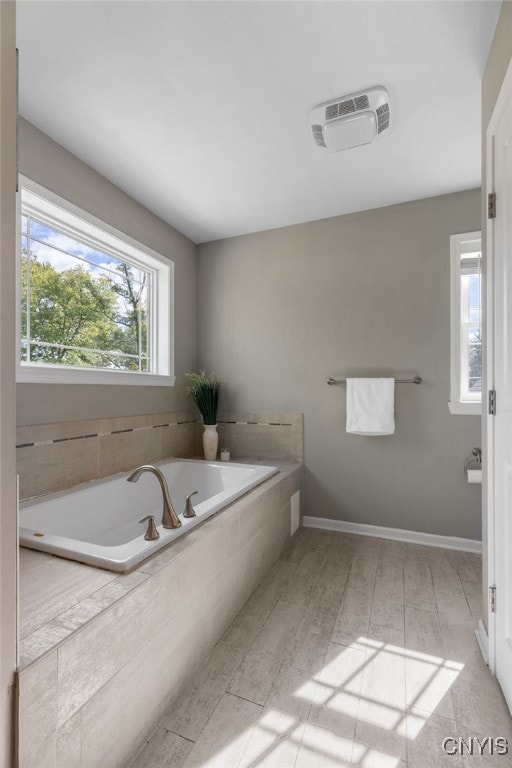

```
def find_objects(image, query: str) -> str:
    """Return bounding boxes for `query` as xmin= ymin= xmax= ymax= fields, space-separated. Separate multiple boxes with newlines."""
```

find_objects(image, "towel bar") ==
xmin=327 ymin=376 xmax=422 ymax=385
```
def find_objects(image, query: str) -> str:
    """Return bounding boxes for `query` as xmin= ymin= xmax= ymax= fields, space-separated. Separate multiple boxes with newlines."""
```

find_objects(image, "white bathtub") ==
xmin=19 ymin=460 xmax=278 ymax=572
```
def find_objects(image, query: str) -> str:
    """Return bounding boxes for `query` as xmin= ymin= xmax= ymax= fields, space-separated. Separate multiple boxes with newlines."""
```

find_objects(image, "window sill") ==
xmin=448 ymin=400 xmax=482 ymax=416
xmin=16 ymin=364 xmax=175 ymax=387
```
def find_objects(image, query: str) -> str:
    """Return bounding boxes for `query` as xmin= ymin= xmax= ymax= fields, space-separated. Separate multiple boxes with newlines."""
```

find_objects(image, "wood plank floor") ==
xmin=129 ymin=528 xmax=512 ymax=768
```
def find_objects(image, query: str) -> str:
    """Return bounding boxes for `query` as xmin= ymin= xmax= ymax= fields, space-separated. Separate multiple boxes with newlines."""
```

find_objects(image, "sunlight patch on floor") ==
xmin=189 ymin=634 xmax=465 ymax=767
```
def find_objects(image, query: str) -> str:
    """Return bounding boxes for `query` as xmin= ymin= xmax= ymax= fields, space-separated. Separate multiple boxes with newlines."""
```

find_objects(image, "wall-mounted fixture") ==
xmin=464 ymin=447 xmax=482 ymax=484
xmin=327 ymin=374 xmax=420 ymax=385
xmin=310 ymin=86 xmax=390 ymax=152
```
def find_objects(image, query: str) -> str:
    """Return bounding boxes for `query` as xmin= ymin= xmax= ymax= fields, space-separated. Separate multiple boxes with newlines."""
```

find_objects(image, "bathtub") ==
xmin=19 ymin=459 xmax=278 ymax=572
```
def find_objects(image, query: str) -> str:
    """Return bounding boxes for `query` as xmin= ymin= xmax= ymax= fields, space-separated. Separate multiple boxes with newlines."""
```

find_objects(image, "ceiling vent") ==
xmin=310 ymin=86 xmax=390 ymax=152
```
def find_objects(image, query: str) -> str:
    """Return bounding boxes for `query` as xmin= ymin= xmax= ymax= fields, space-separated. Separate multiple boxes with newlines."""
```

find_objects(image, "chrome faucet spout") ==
xmin=127 ymin=465 xmax=181 ymax=529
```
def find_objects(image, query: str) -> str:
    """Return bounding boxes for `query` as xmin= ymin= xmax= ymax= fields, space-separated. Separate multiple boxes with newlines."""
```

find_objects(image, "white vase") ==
xmin=202 ymin=424 xmax=219 ymax=461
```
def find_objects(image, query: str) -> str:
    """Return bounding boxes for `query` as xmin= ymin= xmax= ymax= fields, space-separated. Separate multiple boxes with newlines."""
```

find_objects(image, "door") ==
xmin=0 ymin=3 xmax=18 ymax=765
xmin=492 ymin=86 xmax=512 ymax=712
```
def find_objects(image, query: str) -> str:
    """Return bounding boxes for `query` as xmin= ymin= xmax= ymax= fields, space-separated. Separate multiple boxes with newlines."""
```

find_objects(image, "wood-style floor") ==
xmin=130 ymin=527 xmax=512 ymax=768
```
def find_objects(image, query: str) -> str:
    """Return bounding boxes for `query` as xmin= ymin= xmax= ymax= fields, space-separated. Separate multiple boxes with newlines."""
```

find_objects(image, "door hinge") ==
xmin=490 ymin=586 xmax=497 ymax=613
xmin=488 ymin=192 xmax=496 ymax=219
xmin=488 ymin=389 xmax=496 ymax=415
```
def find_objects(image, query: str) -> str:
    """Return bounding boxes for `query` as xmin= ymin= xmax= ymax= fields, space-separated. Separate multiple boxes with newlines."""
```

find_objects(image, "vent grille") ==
xmin=311 ymin=124 xmax=326 ymax=148
xmin=376 ymin=103 xmax=390 ymax=134
xmin=338 ymin=100 xmax=356 ymax=116
xmin=325 ymin=94 xmax=370 ymax=121
xmin=354 ymin=95 xmax=370 ymax=110
xmin=325 ymin=104 xmax=338 ymax=120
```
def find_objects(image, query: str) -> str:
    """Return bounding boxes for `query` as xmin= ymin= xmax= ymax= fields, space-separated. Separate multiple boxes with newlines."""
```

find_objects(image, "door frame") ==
xmin=485 ymin=53 xmax=512 ymax=679
xmin=0 ymin=2 xmax=18 ymax=766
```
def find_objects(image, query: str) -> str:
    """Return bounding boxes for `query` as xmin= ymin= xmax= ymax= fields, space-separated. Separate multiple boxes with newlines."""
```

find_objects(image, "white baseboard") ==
xmin=475 ymin=620 xmax=489 ymax=665
xmin=302 ymin=516 xmax=482 ymax=554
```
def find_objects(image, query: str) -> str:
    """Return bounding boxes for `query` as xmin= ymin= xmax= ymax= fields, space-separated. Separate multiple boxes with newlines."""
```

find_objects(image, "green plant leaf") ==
xmin=185 ymin=371 xmax=221 ymax=424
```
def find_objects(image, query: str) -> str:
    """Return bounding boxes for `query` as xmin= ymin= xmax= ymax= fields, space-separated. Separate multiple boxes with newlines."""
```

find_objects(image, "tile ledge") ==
xmin=19 ymin=461 xmax=302 ymax=670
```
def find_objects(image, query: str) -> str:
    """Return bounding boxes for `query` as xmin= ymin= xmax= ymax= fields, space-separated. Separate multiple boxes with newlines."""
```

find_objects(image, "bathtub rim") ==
xmin=19 ymin=458 xmax=280 ymax=572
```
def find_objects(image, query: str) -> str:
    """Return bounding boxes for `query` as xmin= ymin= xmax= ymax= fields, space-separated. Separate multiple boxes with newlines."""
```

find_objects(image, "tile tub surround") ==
xmin=17 ymin=411 xmax=303 ymax=500
xmin=18 ymin=462 xmax=302 ymax=768
xmin=16 ymin=411 xmax=198 ymax=500
xmin=196 ymin=412 xmax=304 ymax=463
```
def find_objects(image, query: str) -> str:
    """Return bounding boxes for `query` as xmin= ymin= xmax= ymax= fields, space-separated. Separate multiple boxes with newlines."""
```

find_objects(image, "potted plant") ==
xmin=185 ymin=371 xmax=221 ymax=460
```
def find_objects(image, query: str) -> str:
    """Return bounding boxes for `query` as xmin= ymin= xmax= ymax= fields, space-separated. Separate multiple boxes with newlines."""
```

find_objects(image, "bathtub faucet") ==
xmin=126 ymin=465 xmax=182 ymax=529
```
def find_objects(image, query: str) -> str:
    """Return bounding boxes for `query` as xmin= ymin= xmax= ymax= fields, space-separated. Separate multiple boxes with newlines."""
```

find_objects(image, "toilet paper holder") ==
xmin=464 ymin=447 xmax=482 ymax=475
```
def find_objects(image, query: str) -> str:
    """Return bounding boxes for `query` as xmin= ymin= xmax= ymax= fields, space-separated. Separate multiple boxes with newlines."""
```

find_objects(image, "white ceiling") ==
xmin=17 ymin=1 xmax=500 ymax=244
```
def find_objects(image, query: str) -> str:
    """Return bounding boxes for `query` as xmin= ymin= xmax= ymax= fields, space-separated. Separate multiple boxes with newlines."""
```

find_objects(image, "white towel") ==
xmin=346 ymin=378 xmax=395 ymax=435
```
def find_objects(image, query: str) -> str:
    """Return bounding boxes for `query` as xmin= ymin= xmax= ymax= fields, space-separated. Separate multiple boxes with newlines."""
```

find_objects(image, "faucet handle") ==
xmin=139 ymin=515 xmax=160 ymax=541
xmin=183 ymin=491 xmax=199 ymax=518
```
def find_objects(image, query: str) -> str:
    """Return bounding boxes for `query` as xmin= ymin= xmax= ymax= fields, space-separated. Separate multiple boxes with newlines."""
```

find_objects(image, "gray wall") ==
xmin=17 ymin=119 xmax=197 ymax=425
xmin=481 ymin=0 xmax=512 ymax=626
xmin=198 ymin=190 xmax=482 ymax=540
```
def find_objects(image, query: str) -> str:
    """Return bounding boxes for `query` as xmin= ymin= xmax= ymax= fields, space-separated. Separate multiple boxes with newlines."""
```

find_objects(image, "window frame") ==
xmin=449 ymin=230 xmax=482 ymax=415
xmin=17 ymin=176 xmax=175 ymax=386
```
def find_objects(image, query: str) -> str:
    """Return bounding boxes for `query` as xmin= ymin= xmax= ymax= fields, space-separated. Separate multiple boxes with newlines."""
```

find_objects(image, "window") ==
xmin=449 ymin=231 xmax=482 ymax=415
xmin=17 ymin=178 xmax=174 ymax=385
